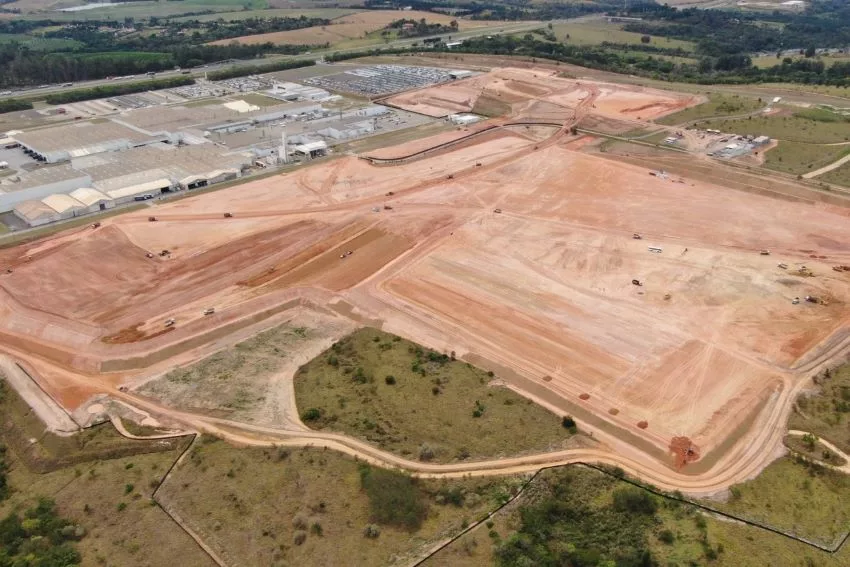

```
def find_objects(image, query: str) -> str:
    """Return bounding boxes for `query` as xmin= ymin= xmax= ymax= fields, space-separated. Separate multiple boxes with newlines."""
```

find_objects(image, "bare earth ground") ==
xmin=0 ymin=67 xmax=849 ymax=496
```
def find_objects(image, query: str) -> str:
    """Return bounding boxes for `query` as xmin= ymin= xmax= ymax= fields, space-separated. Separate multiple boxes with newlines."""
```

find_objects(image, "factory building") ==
xmin=13 ymin=200 xmax=58 ymax=227
xmin=69 ymin=187 xmax=114 ymax=213
xmin=41 ymin=194 xmax=86 ymax=220
xmin=12 ymin=121 xmax=168 ymax=163
xmin=449 ymin=113 xmax=481 ymax=126
xmin=267 ymin=82 xmax=331 ymax=102
xmin=0 ymin=164 xmax=91 ymax=212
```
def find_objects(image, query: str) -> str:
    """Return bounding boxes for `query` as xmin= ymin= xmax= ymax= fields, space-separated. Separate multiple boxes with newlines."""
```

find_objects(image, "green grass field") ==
xmin=753 ymin=53 xmax=850 ymax=69
xmin=784 ymin=434 xmax=848 ymax=467
xmin=817 ymin=159 xmax=850 ymax=188
xmin=20 ymin=0 xmax=266 ymax=21
xmin=790 ymin=363 xmax=850 ymax=454
xmin=656 ymin=93 xmax=765 ymax=125
xmin=763 ymin=141 xmax=850 ymax=176
xmin=294 ymin=328 xmax=582 ymax=463
xmin=696 ymin=110 xmax=850 ymax=144
xmin=428 ymin=462 xmax=850 ymax=566
xmin=230 ymin=92 xmax=280 ymax=107
xmin=552 ymin=21 xmax=695 ymax=52
xmin=160 ymin=437 xmax=525 ymax=566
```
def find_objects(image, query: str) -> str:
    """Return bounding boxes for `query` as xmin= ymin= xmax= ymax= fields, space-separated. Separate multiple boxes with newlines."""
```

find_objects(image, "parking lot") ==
xmin=303 ymin=65 xmax=456 ymax=97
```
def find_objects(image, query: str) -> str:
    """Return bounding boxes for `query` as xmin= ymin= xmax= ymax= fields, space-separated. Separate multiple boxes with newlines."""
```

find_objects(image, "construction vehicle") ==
xmin=383 ymin=205 xmax=393 ymax=210
xmin=778 ymin=263 xmax=788 ymax=269
xmin=5 ymin=268 xmax=11 ymax=274
xmin=91 ymin=222 xmax=101 ymax=229
xmin=164 ymin=318 xmax=176 ymax=327
xmin=833 ymin=265 xmax=850 ymax=272
xmin=648 ymin=246 xmax=662 ymax=253
xmin=148 ymin=216 xmax=157 ymax=222
xmin=476 ymin=162 xmax=482 ymax=167
xmin=797 ymin=266 xmax=814 ymax=277
xmin=224 ymin=212 xmax=233 ymax=218
xmin=632 ymin=233 xmax=642 ymax=240
xmin=663 ymin=293 xmax=671 ymax=301
xmin=631 ymin=279 xmax=643 ymax=286
xmin=203 ymin=308 xmax=215 ymax=315
xmin=145 ymin=252 xmax=154 ymax=259
xmin=805 ymin=295 xmax=819 ymax=304
xmin=372 ymin=206 xmax=381 ymax=212
xmin=159 ymin=250 xmax=170 ymax=257
xmin=494 ymin=208 xmax=502 ymax=214
xmin=345 ymin=250 xmax=353 ymax=257
xmin=760 ymin=250 xmax=770 ymax=256
xmin=447 ymin=174 xmax=454 ymax=179
xmin=386 ymin=191 xmax=395 ymax=196
xmin=792 ymin=297 xmax=800 ymax=305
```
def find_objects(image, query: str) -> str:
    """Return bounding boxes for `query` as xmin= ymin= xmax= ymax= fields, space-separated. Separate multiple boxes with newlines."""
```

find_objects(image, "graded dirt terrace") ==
xmin=1 ymin=69 xmax=849 ymax=492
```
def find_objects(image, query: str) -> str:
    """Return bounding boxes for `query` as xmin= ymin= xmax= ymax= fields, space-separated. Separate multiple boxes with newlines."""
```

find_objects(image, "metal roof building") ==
xmin=12 ymin=121 xmax=167 ymax=163
xmin=41 ymin=194 xmax=86 ymax=219
xmin=69 ymin=187 xmax=114 ymax=212
xmin=13 ymin=200 xmax=59 ymax=227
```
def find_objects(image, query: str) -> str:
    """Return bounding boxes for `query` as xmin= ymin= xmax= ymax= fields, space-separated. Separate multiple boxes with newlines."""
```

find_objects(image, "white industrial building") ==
xmin=69 ymin=187 xmax=114 ymax=213
xmin=0 ymin=164 xmax=91 ymax=212
xmin=13 ymin=200 xmax=58 ymax=227
xmin=41 ymin=193 xmax=86 ymax=220
xmin=449 ymin=70 xmax=474 ymax=79
xmin=12 ymin=121 xmax=168 ymax=163
xmin=293 ymin=141 xmax=328 ymax=159
xmin=267 ymin=82 xmax=331 ymax=102
xmin=449 ymin=113 xmax=481 ymax=126
xmin=318 ymin=120 xmax=375 ymax=140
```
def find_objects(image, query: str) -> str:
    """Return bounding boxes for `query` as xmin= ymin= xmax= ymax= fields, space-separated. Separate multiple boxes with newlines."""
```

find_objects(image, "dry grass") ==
xmin=789 ymin=363 xmax=850 ymax=454
xmin=159 ymin=437 xmax=525 ymax=566
xmin=294 ymin=328 xmax=585 ymax=463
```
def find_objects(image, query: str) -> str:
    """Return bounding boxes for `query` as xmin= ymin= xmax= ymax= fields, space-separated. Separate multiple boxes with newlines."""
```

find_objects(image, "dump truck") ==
xmin=91 ymin=222 xmax=101 ymax=229
xmin=164 ymin=318 xmax=175 ymax=327
xmin=159 ymin=250 xmax=170 ymax=257
xmin=386 ymin=191 xmax=395 ymax=196
xmin=760 ymin=250 xmax=770 ymax=256
xmin=633 ymin=233 xmax=642 ymax=240
xmin=203 ymin=308 xmax=215 ymax=315
xmin=833 ymin=265 xmax=850 ymax=272
xmin=777 ymin=263 xmax=788 ymax=269
xmin=476 ymin=162 xmax=482 ymax=167
xmin=631 ymin=279 xmax=642 ymax=286
xmin=383 ymin=205 xmax=393 ymax=210
xmin=805 ymin=295 xmax=819 ymax=304
xmin=792 ymin=297 xmax=800 ymax=304
xmin=224 ymin=212 xmax=233 ymax=218
xmin=494 ymin=208 xmax=502 ymax=214
xmin=145 ymin=252 xmax=154 ymax=259
xmin=148 ymin=216 xmax=157 ymax=222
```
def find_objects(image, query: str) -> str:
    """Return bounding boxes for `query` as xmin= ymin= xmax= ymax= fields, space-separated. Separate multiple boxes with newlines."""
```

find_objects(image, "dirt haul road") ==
xmin=0 ymin=68 xmax=849 ymax=495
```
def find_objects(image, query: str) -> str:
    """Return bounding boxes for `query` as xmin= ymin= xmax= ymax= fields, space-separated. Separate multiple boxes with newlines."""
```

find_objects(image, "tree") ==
xmin=805 ymin=45 xmax=816 ymax=58
xmin=802 ymin=433 xmax=818 ymax=451
xmin=641 ymin=35 xmax=651 ymax=44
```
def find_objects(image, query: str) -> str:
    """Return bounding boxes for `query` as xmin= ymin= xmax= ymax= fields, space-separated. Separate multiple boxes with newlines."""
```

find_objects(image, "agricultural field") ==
xmin=655 ymin=93 xmax=765 ymax=125
xmin=763 ymin=140 xmax=850 ymax=177
xmin=294 ymin=328 xmax=584 ymax=463
xmin=159 ymin=437 xmax=526 ymax=566
xmin=553 ymin=21 xmax=696 ymax=52
xmin=213 ymin=10 xmax=498 ymax=47
xmin=16 ymin=0 xmax=268 ymax=21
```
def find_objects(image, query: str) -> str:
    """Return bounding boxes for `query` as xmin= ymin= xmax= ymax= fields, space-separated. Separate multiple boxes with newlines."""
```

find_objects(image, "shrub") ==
xmin=612 ymin=486 xmax=657 ymax=515
xmin=301 ymin=408 xmax=322 ymax=422
xmin=562 ymin=416 xmax=576 ymax=429
xmin=419 ymin=443 xmax=436 ymax=462
xmin=310 ymin=520 xmax=323 ymax=536
xmin=385 ymin=375 xmax=397 ymax=385
xmin=658 ymin=529 xmax=675 ymax=544
xmin=363 ymin=524 xmax=381 ymax=538
xmin=292 ymin=513 xmax=308 ymax=530
xmin=124 ymin=484 xmax=134 ymax=495
xmin=293 ymin=530 xmax=307 ymax=545
xmin=117 ymin=502 xmax=127 ymax=512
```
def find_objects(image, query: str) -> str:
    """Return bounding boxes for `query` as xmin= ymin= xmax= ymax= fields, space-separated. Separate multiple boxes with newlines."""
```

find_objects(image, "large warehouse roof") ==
xmin=13 ymin=121 xmax=158 ymax=154
xmin=14 ymin=200 xmax=57 ymax=223
xmin=42 ymin=194 xmax=84 ymax=214
xmin=69 ymin=187 xmax=112 ymax=207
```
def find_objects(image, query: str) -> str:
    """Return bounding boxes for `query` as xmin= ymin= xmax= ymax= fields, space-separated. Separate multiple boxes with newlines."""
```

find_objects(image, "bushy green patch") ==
xmin=656 ymin=93 xmax=765 ymax=125
xmin=790 ymin=363 xmax=850 ymax=454
xmin=359 ymin=466 xmax=427 ymax=531
xmin=494 ymin=467 xmax=658 ymax=567
xmin=0 ymin=498 xmax=83 ymax=566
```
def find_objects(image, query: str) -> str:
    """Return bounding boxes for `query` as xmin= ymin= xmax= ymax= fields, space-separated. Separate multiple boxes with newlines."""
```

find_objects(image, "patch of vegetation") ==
xmin=785 ymin=434 xmax=848 ymax=467
xmin=656 ymin=93 xmax=764 ymax=125
xmin=162 ymin=437 xmax=523 ymax=565
xmin=44 ymin=76 xmax=193 ymax=105
xmin=696 ymin=110 xmax=850 ymax=144
xmin=817 ymin=159 xmax=850 ymax=189
xmin=763 ymin=140 xmax=850 ymax=176
xmin=206 ymin=58 xmax=315 ymax=81
xmin=0 ymin=381 xmax=185 ymax=473
xmin=0 ymin=498 xmax=84 ymax=566
xmin=790 ymin=364 xmax=850 ymax=454
xmin=359 ymin=465 xmax=427 ymax=531
xmin=294 ymin=328 xmax=580 ymax=463
xmin=710 ymin=456 xmax=850 ymax=546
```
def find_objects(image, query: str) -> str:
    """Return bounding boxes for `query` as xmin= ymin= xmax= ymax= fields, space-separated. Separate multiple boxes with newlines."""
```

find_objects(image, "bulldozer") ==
xmin=148 ymin=216 xmax=157 ymax=222
xmin=632 ymin=233 xmax=642 ymax=240
xmin=223 ymin=212 xmax=233 ymax=218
